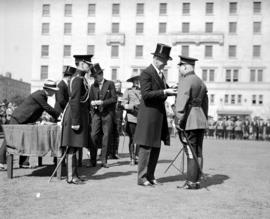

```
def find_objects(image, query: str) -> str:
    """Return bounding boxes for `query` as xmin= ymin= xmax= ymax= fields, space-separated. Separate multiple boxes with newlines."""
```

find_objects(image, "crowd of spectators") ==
xmin=0 ymin=100 xmax=17 ymax=132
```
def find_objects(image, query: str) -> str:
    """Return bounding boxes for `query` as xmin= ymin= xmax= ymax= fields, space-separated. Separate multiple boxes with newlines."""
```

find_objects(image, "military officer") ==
xmin=61 ymin=66 xmax=90 ymax=184
xmin=216 ymin=116 xmax=224 ymax=139
xmin=134 ymin=43 xmax=177 ymax=187
xmin=226 ymin=116 xmax=234 ymax=140
xmin=175 ymin=55 xmax=208 ymax=189
xmin=234 ymin=116 xmax=243 ymax=139
xmin=89 ymin=63 xmax=117 ymax=168
xmin=122 ymin=72 xmax=141 ymax=165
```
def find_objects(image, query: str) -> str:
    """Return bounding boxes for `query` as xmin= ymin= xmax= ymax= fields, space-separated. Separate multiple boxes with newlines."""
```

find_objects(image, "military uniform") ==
xmin=208 ymin=118 xmax=216 ymax=138
xmin=234 ymin=118 xmax=243 ymax=139
xmin=226 ymin=118 xmax=234 ymax=140
xmin=123 ymin=84 xmax=141 ymax=164
xmin=176 ymin=56 xmax=208 ymax=189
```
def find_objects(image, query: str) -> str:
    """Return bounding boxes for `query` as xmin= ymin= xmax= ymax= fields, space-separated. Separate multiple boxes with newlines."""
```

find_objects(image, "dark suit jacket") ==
xmin=134 ymin=64 xmax=170 ymax=147
xmin=11 ymin=90 xmax=60 ymax=124
xmin=89 ymin=79 xmax=117 ymax=115
xmin=54 ymin=80 xmax=69 ymax=114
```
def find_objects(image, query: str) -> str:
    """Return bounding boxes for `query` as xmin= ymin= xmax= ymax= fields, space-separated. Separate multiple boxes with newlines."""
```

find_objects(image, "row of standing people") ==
xmin=207 ymin=116 xmax=270 ymax=140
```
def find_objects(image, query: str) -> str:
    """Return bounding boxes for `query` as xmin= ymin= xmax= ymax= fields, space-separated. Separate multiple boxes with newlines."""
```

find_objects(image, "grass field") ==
xmin=1 ymin=137 xmax=270 ymax=219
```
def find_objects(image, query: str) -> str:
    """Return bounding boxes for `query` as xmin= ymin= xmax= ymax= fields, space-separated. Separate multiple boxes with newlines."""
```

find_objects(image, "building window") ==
xmin=253 ymin=22 xmax=261 ymax=34
xmin=136 ymin=3 xmax=144 ymax=15
xmin=112 ymin=3 xmax=120 ymax=16
xmin=42 ymin=4 xmax=50 ymax=16
xmin=229 ymin=45 xmax=236 ymax=58
xmin=226 ymin=69 xmax=238 ymax=82
xmin=252 ymin=95 xmax=256 ymax=105
xmin=112 ymin=23 xmax=120 ymax=33
xmin=253 ymin=2 xmax=261 ymax=14
xmin=258 ymin=95 xmax=263 ymax=105
xmin=233 ymin=69 xmax=238 ymax=82
xmin=182 ymin=2 xmax=190 ymax=15
xmin=41 ymin=45 xmax=49 ymax=57
xmin=205 ymin=45 xmax=213 ymax=58
xmin=159 ymin=22 xmax=167 ymax=34
xmin=111 ymin=45 xmax=119 ymax=58
xmin=224 ymin=94 xmax=229 ymax=104
xmin=40 ymin=66 xmax=48 ymax=80
xmin=202 ymin=70 xmax=207 ymax=81
xmin=111 ymin=68 xmax=118 ymax=81
xmin=135 ymin=45 xmax=143 ymax=58
xmin=229 ymin=2 xmax=237 ymax=14
xmin=182 ymin=22 xmax=190 ymax=33
xmin=64 ymin=23 xmax=72 ymax=35
xmin=159 ymin=3 xmax=167 ymax=15
xmin=136 ymin=23 xmax=144 ymax=34
xmin=253 ymin=45 xmax=261 ymax=58
xmin=231 ymin=94 xmax=235 ymax=104
xmin=88 ymin=4 xmax=96 ymax=16
xmin=210 ymin=94 xmax=215 ymax=104
xmin=250 ymin=69 xmax=263 ymax=82
xmin=209 ymin=69 xmax=215 ymax=81
xmin=205 ymin=22 xmax=213 ymax=33
xmin=206 ymin=2 xmax=214 ymax=15
xmin=229 ymin=22 xmax=237 ymax=34
xmin=87 ymin=45 xmax=95 ymax=55
xmin=87 ymin=23 xmax=95 ymax=35
xmin=237 ymin=94 xmax=242 ymax=104
xmin=41 ymin=23 xmax=50 ymax=35
xmin=202 ymin=69 xmax=215 ymax=82
xmin=181 ymin=45 xmax=189 ymax=56
xmin=63 ymin=45 xmax=71 ymax=57
xmin=64 ymin=4 xmax=72 ymax=17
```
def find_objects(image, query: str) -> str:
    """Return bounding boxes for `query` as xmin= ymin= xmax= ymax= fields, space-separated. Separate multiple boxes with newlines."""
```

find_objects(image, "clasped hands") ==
xmin=164 ymin=88 xmax=177 ymax=96
xmin=91 ymin=100 xmax=103 ymax=106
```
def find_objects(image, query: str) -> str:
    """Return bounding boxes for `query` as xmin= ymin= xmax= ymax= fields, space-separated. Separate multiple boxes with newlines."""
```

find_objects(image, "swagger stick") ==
xmin=48 ymin=103 xmax=69 ymax=183
xmin=48 ymin=146 xmax=69 ymax=183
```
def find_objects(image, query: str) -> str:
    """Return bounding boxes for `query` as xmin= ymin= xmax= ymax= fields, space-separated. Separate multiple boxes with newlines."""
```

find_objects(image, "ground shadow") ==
xmin=80 ymin=170 xmax=137 ymax=180
xmin=201 ymin=174 xmax=230 ymax=188
xmin=158 ymin=173 xmax=230 ymax=189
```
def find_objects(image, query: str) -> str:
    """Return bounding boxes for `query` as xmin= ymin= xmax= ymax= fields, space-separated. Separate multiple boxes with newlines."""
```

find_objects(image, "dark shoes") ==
xmin=138 ymin=181 xmax=154 ymax=187
xmin=86 ymin=161 xmax=96 ymax=168
xmin=101 ymin=163 xmax=109 ymax=168
xmin=108 ymin=154 xmax=120 ymax=160
xmin=150 ymin=179 xmax=163 ymax=186
xmin=177 ymin=181 xmax=200 ymax=190
xmin=67 ymin=178 xmax=85 ymax=185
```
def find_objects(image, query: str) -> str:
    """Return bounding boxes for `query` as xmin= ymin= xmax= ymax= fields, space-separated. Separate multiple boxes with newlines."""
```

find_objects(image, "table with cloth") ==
xmin=2 ymin=124 xmax=63 ymax=179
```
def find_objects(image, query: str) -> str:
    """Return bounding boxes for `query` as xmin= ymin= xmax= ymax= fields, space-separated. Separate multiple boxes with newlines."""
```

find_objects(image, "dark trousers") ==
xmin=91 ymin=112 xmax=113 ymax=164
xmin=137 ymin=145 xmax=160 ymax=184
xmin=108 ymin=121 xmax=119 ymax=156
xmin=126 ymin=122 xmax=139 ymax=160
xmin=0 ymin=118 xmax=29 ymax=165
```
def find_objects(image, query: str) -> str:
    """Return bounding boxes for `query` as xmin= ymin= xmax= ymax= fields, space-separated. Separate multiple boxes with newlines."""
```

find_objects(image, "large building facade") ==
xmin=1 ymin=0 xmax=270 ymax=119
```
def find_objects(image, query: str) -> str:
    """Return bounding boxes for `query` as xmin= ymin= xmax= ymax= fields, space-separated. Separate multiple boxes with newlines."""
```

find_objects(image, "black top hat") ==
xmin=178 ymin=55 xmax=198 ymax=66
xmin=89 ymin=63 xmax=104 ymax=77
xmin=63 ymin=66 xmax=77 ymax=76
xmin=151 ymin=43 xmax=172 ymax=60
xmin=73 ymin=54 xmax=93 ymax=65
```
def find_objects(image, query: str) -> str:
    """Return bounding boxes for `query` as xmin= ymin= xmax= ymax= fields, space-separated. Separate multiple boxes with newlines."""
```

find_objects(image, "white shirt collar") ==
xmin=151 ymin=63 xmax=161 ymax=74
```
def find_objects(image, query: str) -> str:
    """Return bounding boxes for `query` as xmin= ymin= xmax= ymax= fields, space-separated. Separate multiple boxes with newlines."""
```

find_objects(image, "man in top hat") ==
xmin=175 ymin=55 xmax=208 ymax=189
xmin=89 ymin=63 xmax=117 ymax=168
xmin=54 ymin=66 xmax=76 ymax=114
xmin=134 ymin=43 xmax=177 ymax=187
xmin=122 ymin=72 xmax=141 ymax=165
xmin=0 ymin=79 xmax=60 ymax=169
